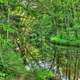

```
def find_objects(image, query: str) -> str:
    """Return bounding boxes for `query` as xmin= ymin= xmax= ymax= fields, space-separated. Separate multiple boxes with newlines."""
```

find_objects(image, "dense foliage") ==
xmin=0 ymin=0 xmax=80 ymax=80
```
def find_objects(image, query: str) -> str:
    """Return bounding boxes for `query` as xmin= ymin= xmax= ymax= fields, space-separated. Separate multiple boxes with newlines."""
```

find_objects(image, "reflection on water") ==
xmin=25 ymin=61 xmax=80 ymax=80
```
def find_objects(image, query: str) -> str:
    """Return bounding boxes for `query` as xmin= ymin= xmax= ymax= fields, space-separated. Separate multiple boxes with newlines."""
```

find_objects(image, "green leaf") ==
xmin=0 ymin=23 xmax=16 ymax=33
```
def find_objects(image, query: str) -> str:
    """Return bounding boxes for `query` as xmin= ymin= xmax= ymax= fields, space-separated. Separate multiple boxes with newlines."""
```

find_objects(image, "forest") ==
xmin=0 ymin=0 xmax=80 ymax=80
